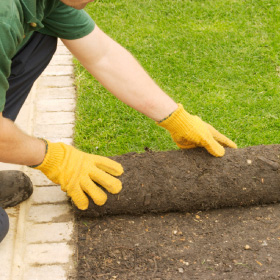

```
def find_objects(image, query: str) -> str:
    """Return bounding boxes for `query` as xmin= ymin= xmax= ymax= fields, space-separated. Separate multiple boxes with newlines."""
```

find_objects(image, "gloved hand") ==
xmin=157 ymin=104 xmax=237 ymax=157
xmin=33 ymin=140 xmax=123 ymax=210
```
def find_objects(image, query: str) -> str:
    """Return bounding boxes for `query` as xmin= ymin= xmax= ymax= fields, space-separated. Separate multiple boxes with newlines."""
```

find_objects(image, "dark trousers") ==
xmin=3 ymin=32 xmax=57 ymax=121
xmin=0 ymin=207 xmax=9 ymax=243
xmin=0 ymin=32 xmax=57 ymax=243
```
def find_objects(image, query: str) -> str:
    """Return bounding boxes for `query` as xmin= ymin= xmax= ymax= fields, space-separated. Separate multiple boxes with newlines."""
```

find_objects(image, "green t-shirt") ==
xmin=0 ymin=0 xmax=95 ymax=112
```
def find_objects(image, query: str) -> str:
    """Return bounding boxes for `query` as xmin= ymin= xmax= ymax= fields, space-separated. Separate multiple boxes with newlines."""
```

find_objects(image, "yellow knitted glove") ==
xmin=34 ymin=141 xmax=123 ymax=210
xmin=157 ymin=104 xmax=237 ymax=157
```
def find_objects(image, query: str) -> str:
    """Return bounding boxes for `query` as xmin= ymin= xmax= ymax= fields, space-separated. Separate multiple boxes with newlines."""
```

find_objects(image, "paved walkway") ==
xmin=0 ymin=40 xmax=76 ymax=280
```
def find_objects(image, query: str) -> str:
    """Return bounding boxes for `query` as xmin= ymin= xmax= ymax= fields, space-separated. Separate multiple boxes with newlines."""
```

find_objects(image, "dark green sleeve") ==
xmin=0 ymin=22 xmax=19 ymax=112
xmin=39 ymin=2 xmax=95 ymax=40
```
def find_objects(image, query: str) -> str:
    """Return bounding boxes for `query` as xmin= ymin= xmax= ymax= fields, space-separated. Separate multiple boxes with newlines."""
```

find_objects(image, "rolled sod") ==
xmin=74 ymin=145 xmax=280 ymax=217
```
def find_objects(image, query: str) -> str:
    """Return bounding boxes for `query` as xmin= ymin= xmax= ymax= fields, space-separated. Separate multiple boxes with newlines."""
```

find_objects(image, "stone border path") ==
xmin=0 ymin=40 xmax=76 ymax=280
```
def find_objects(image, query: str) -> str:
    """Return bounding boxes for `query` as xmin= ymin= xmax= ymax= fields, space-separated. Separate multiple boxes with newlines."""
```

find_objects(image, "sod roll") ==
xmin=74 ymin=145 xmax=280 ymax=217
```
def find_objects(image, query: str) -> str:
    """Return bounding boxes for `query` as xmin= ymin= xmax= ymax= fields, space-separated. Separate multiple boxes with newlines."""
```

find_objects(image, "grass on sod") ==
xmin=74 ymin=0 xmax=280 ymax=156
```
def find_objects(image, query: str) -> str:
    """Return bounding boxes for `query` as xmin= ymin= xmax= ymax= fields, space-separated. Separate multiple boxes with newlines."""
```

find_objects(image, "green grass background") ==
xmin=74 ymin=0 xmax=280 ymax=156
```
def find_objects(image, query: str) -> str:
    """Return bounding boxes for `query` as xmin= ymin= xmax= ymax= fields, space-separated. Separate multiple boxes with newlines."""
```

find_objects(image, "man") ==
xmin=0 ymin=0 xmax=237 ymax=243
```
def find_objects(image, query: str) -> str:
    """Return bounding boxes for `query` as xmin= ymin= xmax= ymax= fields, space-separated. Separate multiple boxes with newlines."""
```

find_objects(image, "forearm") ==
xmin=62 ymin=26 xmax=177 ymax=121
xmin=88 ymin=45 xmax=178 ymax=121
xmin=0 ymin=114 xmax=46 ymax=166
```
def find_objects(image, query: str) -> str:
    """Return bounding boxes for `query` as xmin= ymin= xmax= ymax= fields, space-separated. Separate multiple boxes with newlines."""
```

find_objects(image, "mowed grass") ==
xmin=74 ymin=0 xmax=280 ymax=156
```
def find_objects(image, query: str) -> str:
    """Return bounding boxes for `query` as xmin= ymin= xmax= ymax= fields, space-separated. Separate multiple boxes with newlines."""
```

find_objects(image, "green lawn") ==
xmin=74 ymin=0 xmax=280 ymax=156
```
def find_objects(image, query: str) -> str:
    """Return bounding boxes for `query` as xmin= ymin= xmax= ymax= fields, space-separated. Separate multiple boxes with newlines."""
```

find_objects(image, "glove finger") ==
xmin=81 ymin=177 xmax=108 ymax=206
xmin=89 ymin=167 xmax=122 ymax=194
xmin=202 ymin=137 xmax=225 ymax=157
xmin=68 ymin=186 xmax=89 ymax=210
xmin=205 ymin=123 xmax=237 ymax=149
xmin=92 ymin=155 xmax=124 ymax=176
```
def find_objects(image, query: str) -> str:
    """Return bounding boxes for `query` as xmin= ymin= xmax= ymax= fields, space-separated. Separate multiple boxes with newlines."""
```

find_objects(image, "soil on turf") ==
xmin=74 ymin=149 xmax=280 ymax=280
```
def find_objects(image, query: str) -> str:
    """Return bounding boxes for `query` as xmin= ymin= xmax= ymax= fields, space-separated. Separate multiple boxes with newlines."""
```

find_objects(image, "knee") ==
xmin=0 ymin=207 xmax=9 ymax=243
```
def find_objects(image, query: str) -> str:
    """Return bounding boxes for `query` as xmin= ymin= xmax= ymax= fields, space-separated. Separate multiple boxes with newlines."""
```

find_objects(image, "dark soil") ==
xmin=76 ymin=205 xmax=280 ymax=279
xmin=75 ymin=147 xmax=280 ymax=279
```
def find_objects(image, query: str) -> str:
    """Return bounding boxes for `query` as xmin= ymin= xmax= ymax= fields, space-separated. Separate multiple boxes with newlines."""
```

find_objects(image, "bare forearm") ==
xmin=0 ymin=114 xmax=46 ymax=166
xmin=62 ymin=26 xmax=178 ymax=121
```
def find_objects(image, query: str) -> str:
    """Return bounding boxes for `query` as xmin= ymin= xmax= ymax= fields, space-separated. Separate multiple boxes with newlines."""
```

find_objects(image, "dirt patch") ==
xmin=76 ymin=205 xmax=280 ymax=279
xmin=75 ymin=147 xmax=280 ymax=279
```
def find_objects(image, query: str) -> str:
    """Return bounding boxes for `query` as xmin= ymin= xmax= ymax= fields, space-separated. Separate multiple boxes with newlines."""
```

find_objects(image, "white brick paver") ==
xmin=38 ymin=76 xmax=74 ymax=88
xmin=34 ymin=124 xmax=74 ymax=138
xmin=42 ymin=65 xmax=74 ymax=76
xmin=26 ymin=222 xmax=74 ymax=243
xmin=36 ymin=99 xmax=76 ymax=112
xmin=0 ymin=40 xmax=76 ymax=280
xmin=23 ymin=265 xmax=67 ymax=280
xmin=36 ymin=112 xmax=75 ymax=125
xmin=51 ymin=55 xmax=73 ymax=65
xmin=28 ymin=204 xmax=72 ymax=223
xmin=26 ymin=243 xmax=73 ymax=264
xmin=37 ymin=87 xmax=76 ymax=99
xmin=31 ymin=186 xmax=70 ymax=204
